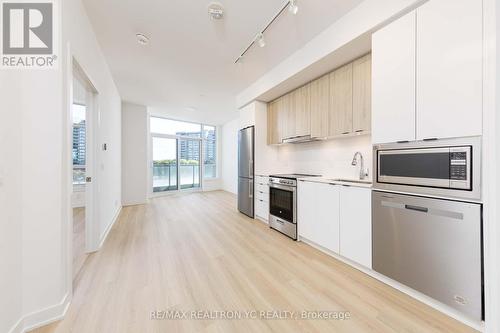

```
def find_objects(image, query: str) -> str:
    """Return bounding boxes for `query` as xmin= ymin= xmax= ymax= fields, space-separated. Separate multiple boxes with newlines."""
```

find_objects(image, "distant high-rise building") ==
xmin=175 ymin=129 xmax=215 ymax=169
xmin=73 ymin=120 xmax=86 ymax=165
xmin=204 ymin=130 xmax=216 ymax=164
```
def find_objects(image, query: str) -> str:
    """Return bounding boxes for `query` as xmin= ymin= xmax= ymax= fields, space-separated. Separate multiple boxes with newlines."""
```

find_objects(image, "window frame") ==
xmin=72 ymin=102 xmax=87 ymax=187
xmin=149 ymin=116 xmax=218 ymax=193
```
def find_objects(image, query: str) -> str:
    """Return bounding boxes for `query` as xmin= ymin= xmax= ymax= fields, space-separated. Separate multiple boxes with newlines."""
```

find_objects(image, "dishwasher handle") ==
xmin=405 ymin=204 xmax=428 ymax=213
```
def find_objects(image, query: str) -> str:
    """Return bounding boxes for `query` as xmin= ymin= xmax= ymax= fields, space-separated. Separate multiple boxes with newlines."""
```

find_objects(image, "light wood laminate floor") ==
xmin=73 ymin=207 xmax=87 ymax=282
xmin=35 ymin=191 xmax=477 ymax=333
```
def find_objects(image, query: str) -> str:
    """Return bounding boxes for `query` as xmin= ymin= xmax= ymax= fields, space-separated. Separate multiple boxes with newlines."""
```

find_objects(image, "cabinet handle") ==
xmin=397 ymin=140 xmax=409 ymax=144
xmin=355 ymin=129 xmax=364 ymax=133
xmin=341 ymin=131 xmax=350 ymax=135
xmin=423 ymin=138 xmax=438 ymax=141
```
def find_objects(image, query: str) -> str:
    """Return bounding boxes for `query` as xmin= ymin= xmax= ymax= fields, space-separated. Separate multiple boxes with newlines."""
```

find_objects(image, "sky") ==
xmin=72 ymin=104 xmax=86 ymax=123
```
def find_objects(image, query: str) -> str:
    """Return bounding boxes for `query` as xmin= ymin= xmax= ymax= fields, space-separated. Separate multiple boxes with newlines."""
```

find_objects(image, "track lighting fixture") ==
xmin=234 ymin=0 xmax=300 ymax=63
xmin=256 ymin=33 xmax=266 ymax=48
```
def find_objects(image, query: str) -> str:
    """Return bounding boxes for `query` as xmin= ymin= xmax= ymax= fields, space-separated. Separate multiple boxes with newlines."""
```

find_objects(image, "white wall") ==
xmin=222 ymin=118 xmax=240 ymax=194
xmin=0 ymin=72 xmax=23 ymax=333
xmin=122 ymin=102 xmax=148 ymax=206
xmin=0 ymin=0 xmax=122 ymax=332
xmin=273 ymin=135 xmax=372 ymax=180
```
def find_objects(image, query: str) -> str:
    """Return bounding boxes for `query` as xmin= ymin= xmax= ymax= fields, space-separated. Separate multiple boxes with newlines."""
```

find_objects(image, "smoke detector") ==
xmin=136 ymin=33 xmax=149 ymax=45
xmin=208 ymin=2 xmax=224 ymax=20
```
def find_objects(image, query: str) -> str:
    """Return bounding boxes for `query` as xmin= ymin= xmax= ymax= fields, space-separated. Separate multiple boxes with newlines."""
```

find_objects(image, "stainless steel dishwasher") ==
xmin=372 ymin=191 xmax=483 ymax=320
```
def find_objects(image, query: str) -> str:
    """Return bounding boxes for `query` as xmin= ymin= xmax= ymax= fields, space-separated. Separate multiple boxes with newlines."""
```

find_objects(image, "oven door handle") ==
xmin=269 ymin=183 xmax=296 ymax=192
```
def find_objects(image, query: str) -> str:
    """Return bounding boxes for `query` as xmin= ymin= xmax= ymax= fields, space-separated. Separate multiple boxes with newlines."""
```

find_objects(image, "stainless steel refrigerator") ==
xmin=238 ymin=126 xmax=254 ymax=218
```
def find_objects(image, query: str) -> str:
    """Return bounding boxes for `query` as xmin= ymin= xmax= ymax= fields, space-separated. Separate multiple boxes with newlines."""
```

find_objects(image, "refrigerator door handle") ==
xmin=249 ymin=180 xmax=253 ymax=198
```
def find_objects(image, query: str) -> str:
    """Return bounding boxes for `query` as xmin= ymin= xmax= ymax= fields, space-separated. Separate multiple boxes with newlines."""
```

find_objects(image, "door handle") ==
xmin=405 ymin=204 xmax=428 ymax=213
xmin=249 ymin=180 xmax=253 ymax=199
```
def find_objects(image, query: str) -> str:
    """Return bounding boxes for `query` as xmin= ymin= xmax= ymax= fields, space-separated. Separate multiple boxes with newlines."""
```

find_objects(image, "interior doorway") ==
xmin=71 ymin=60 xmax=97 ymax=283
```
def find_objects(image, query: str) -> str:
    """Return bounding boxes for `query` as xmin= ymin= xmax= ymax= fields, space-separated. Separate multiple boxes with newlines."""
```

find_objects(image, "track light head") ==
xmin=256 ymin=33 xmax=266 ymax=48
xmin=288 ymin=0 xmax=299 ymax=15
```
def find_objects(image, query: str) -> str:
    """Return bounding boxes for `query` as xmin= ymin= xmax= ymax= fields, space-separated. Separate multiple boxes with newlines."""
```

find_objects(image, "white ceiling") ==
xmin=82 ymin=0 xmax=364 ymax=124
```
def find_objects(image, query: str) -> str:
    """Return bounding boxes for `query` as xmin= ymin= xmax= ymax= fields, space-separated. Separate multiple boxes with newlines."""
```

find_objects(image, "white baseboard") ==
xmin=299 ymin=237 xmax=485 ymax=332
xmin=122 ymin=200 xmax=147 ymax=207
xmin=98 ymin=206 xmax=122 ymax=249
xmin=8 ymin=293 xmax=71 ymax=333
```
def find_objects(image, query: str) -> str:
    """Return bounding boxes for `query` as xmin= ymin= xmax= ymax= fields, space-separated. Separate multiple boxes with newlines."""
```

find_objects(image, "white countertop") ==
xmin=297 ymin=176 xmax=372 ymax=189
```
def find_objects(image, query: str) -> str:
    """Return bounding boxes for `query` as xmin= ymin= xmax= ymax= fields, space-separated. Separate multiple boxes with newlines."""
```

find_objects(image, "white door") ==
xmin=339 ymin=186 xmax=372 ymax=268
xmin=297 ymin=180 xmax=316 ymax=241
xmin=416 ymin=0 xmax=482 ymax=140
xmin=298 ymin=181 xmax=340 ymax=253
xmin=372 ymin=10 xmax=416 ymax=144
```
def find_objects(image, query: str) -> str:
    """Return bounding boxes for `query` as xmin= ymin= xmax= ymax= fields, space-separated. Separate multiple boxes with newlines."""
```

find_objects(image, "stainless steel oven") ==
xmin=269 ymin=177 xmax=297 ymax=240
xmin=373 ymin=137 xmax=481 ymax=200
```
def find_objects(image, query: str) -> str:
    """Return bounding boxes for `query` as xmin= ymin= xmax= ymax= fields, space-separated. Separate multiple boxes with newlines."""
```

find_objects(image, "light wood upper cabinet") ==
xmin=352 ymin=54 xmax=372 ymax=133
xmin=310 ymin=74 xmax=329 ymax=138
xmin=267 ymin=99 xmax=280 ymax=145
xmin=329 ymin=63 xmax=353 ymax=136
xmin=266 ymin=54 xmax=372 ymax=144
xmin=280 ymin=93 xmax=291 ymax=140
xmin=294 ymin=84 xmax=311 ymax=137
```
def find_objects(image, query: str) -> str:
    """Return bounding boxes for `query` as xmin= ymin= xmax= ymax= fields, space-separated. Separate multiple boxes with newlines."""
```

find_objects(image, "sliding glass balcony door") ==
xmin=152 ymin=137 xmax=178 ymax=192
xmin=179 ymin=139 xmax=201 ymax=189
xmin=152 ymin=136 xmax=201 ymax=193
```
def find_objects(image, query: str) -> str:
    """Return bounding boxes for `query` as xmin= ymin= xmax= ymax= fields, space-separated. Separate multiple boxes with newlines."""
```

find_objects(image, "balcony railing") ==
xmin=153 ymin=163 xmax=216 ymax=192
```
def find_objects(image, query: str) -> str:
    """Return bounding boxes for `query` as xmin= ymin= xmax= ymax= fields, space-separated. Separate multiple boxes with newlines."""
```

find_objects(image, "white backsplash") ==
xmin=274 ymin=134 xmax=373 ymax=180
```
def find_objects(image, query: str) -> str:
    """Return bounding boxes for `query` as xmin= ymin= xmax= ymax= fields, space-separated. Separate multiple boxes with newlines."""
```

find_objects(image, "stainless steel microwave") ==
xmin=373 ymin=137 xmax=481 ymax=200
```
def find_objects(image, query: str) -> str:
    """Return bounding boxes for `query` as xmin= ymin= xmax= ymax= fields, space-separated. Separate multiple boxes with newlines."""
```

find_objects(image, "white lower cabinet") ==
xmin=298 ymin=181 xmax=340 ymax=253
xmin=255 ymin=176 xmax=269 ymax=222
xmin=339 ymin=186 xmax=372 ymax=268
xmin=298 ymin=181 xmax=372 ymax=268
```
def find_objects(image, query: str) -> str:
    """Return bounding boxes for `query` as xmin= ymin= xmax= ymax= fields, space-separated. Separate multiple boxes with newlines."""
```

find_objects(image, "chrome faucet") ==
xmin=351 ymin=152 xmax=369 ymax=180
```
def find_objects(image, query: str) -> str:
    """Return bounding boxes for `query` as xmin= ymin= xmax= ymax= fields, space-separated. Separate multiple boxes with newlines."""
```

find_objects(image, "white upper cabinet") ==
xmin=372 ymin=0 xmax=483 ymax=144
xmin=372 ymin=11 xmax=416 ymax=144
xmin=298 ymin=181 xmax=340 ymax=253
xmin=416 ymin=0 xmax=482 ymax=140
xmin=339 ymin=186 xmax=372 ymax=269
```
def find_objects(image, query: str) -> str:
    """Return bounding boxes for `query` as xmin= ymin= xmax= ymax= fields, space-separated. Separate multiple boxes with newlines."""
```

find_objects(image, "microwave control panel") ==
xmin=450 ymin=151 xmax=468 ymax=181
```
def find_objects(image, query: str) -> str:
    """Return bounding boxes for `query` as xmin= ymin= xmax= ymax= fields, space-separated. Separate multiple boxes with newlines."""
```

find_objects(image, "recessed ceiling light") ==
xmin=208 ymin=2 xmax=224 ymax=20
xmin=288 ymin=0 xmax=299 ymax=15
xmin=136 ymin=33 xmax=149 ymax=45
